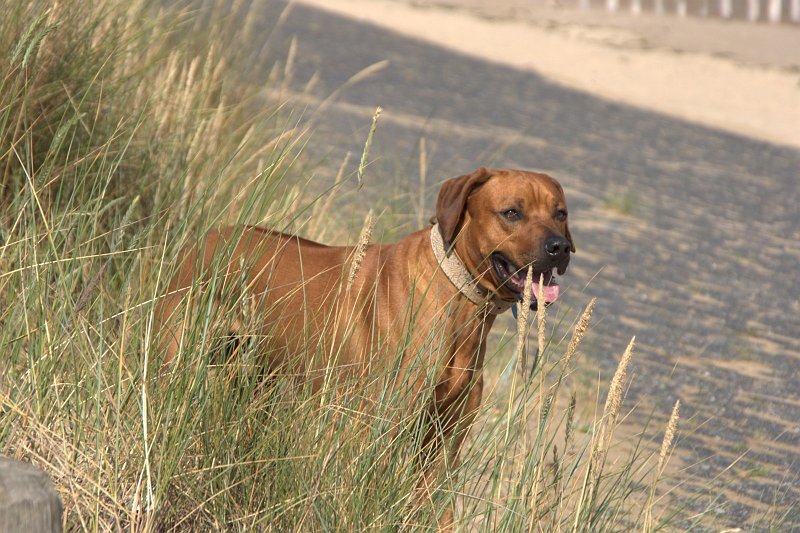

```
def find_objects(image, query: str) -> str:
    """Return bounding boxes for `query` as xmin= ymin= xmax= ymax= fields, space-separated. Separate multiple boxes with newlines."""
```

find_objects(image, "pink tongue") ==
xmin=531 ymin=283 xmax=560 ymax=303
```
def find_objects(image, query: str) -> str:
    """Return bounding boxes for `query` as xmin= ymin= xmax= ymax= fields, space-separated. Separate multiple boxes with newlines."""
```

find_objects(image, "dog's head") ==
xmin=436 ymin=167 xmax=574 ymax=305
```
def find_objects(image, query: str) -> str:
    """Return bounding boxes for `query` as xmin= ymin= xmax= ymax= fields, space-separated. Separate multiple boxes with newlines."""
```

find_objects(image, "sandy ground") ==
xmin=295 ymin=0 xmax=800 ymax=149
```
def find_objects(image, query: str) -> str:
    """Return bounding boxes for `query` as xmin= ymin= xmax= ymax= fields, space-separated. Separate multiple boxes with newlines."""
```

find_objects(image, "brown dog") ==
xmin=156 ymin=167 xmax=573 ymax=524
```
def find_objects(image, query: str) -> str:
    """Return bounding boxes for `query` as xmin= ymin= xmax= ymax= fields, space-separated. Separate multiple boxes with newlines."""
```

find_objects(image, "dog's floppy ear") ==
xmin=435 ymin=167 xmax=494 ymax=251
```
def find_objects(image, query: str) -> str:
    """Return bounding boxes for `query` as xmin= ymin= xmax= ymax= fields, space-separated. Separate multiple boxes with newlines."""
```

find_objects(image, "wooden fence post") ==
xmin=0 ymin=459 xmax=62 ymax=533
xmin=767 ymin=0 xmax=782 ymax=21
xmin=748 ymin=0 xmax=761 ymax=20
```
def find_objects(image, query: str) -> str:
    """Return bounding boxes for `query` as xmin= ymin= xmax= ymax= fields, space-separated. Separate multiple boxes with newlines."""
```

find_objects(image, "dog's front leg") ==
xmin=414 ymin=371 xmax=484 ymax=531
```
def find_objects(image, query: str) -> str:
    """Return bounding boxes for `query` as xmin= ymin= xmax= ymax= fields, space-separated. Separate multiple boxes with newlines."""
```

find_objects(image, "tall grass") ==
xmin=0 ymin=0 xmax=686 ymax=530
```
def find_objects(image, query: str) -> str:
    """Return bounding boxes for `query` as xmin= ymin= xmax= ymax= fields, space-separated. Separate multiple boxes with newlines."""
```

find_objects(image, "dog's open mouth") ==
xmin=491 ymin=253 xmax=560 ymax=304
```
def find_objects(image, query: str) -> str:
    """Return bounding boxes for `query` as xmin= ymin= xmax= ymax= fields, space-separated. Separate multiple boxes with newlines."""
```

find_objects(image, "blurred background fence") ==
xmin=572 ymin=0 xmax=800 ymax=23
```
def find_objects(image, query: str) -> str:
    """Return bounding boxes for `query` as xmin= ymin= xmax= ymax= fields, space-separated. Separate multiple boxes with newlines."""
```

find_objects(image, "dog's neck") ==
xmin=429 ymin=224 xmax=514 ymax=315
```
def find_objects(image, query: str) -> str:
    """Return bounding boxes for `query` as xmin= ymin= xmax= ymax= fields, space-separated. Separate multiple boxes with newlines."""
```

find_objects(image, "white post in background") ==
xmin=677 ymin=0 xmax=688 ymax=16
xmin=579 ymin=0 xmax=590 ymax=10
xmin=720 ymin=0 xmax=733 ymax=17
xmin=655 ymin=0 xmax=664 ymax=15
xmin=607 ymin=0 xmax=619 ymax=12
xmin=631 ymin=0 xmax=642 ymax=14
xmin=748 ymin=0 xmax=761 ymax=20
xmin=700 ymin=0 xmax=709 ymax=15
xmin=768 ymin=0 xmax=782 ymax=20
xmin=792 ymin=0 xmax=800 ymax=20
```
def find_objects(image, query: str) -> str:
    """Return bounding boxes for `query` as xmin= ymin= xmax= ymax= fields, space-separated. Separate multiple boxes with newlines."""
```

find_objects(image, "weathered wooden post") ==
xmin=767 ymin=0 xmax=782 ymax=21
xmin=0 ymin=459 xmax=62 ymax=533
xmin=748 ymin=0 xmax=761 ymax=20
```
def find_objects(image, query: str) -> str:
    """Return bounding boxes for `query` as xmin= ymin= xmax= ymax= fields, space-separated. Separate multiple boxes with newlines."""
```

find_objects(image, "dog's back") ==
xmin=157 ymin=226 xmax=352 ymax=364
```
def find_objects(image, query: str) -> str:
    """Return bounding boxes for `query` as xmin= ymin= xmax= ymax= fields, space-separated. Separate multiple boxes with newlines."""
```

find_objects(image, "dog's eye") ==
xmin=501 ymin=208 xmax=521 ymax=221
xmin=555 ymin=209 xmax=568 ymax=222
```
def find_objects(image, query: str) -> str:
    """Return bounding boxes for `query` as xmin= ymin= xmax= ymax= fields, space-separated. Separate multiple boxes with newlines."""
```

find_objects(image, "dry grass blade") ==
xmin=303 ymin=61 xmax=389 ymax=128
xmin=357 ymin=107 xmax=382 ymax=187
xmin=309 ymin=151 xmax=351 ymax=239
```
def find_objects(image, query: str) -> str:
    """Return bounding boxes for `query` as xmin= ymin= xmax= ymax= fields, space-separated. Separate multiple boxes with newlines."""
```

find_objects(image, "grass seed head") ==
xmin=564 ymin=298 xmax=595 ymax=368
xmin=347 ymin=210 xmax=376 ymax=291
xmin=657 ymin=399 xmax=680 ymax=474
xmin=515 ymin=267 xmax=534 ymax=366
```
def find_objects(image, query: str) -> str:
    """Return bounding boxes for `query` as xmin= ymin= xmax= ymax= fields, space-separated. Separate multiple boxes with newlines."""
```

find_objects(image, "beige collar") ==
xmin=429 ymin=224 xmax=515 ymax=315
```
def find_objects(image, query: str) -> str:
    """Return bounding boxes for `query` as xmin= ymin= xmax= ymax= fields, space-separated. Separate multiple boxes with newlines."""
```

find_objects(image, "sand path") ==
xmin=296 ymin=0 xmax=800 ymax=149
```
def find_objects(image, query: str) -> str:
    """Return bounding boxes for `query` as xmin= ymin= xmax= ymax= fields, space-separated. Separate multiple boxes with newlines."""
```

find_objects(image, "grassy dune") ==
xmin=0 ymin=1 xmax=688 ymax=530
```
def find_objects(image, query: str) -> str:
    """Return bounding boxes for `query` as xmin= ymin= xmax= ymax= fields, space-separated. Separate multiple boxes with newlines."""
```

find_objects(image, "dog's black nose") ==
xmin=544 ymin=236 xmax=570 ymax=258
